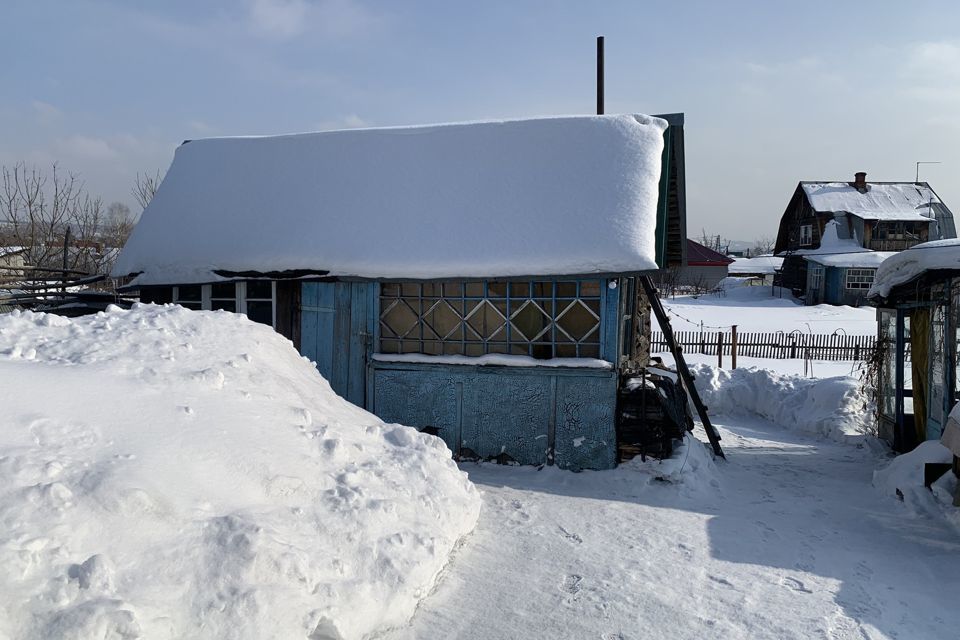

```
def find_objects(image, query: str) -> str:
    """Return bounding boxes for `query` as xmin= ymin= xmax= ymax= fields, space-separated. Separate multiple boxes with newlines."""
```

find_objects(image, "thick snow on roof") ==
xmin=805 ymin=251 xmax=897 ymax=269
xmin=115 ymin=114 xmax=667 ymax=284
xmin=802 ymin=182 xmax=939 ymax=222
xmin=728 ymin=255 xmax=783 ymax=275
xmin=869 ymin=238 xmax=960 ymax=298
xmin=784 ymin=219 xmax=871 ymax=258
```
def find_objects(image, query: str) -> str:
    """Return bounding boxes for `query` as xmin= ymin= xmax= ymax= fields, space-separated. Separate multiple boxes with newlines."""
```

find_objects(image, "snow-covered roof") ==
xmin=801 ymin=182 xmax=940 ymax=222
xmin=114 ymin=114 xmax=668 ymax=285
xmin=805 ymin=251 xmax=897 ymax=269
xmin=868 ymin=239 xmax=960 ymax=298
xmin=727 ymin=255 xmax=783 ymax=275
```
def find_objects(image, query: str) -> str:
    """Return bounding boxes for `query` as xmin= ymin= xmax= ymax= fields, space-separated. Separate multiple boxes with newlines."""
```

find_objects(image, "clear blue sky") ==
xmin=2 ymin=0 xmax=958 ymax=241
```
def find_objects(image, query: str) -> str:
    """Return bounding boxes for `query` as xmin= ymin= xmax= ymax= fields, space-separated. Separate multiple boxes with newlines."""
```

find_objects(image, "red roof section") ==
xmin=686 ymin=239 xmax=735 ymax=267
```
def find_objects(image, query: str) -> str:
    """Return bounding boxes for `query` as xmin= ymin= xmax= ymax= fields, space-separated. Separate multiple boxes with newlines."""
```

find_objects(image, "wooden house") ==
xmin=774 ymin=173 xmax=956 ymax=305
xmin=113 ymin=114 xmax=691 ymax=471
xmin=868 ymin=239 xmax=960 ymax=453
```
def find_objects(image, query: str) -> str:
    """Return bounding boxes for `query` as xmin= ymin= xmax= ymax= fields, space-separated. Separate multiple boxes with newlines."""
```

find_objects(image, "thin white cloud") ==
xmin=56 ymin=135 xmax=119 ymax=160
xmin=31 ymin=100 xmax=62 ymax=125
xmin=313 ymin=114 xmax=371 ymax=131
xmin=246 ymin=0 xmax=381 ymax=40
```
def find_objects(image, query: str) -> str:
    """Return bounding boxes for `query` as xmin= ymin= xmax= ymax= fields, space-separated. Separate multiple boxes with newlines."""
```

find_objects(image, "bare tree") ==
xmin=132 ymin=170 xmax=162 ymax=212
xmin=750 ymin=236 xmax=776 ymax=257
xmin=0 ymin=162 xmax=108 ymax=273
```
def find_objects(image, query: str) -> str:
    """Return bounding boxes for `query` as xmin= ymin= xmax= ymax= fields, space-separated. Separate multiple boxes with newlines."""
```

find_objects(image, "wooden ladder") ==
xmin=640 ymin=275 xmax=725 ymax=459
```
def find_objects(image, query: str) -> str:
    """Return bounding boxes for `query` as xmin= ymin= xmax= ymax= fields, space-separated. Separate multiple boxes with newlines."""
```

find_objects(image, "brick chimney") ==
xmin=853 ymin=171 xmax=868 ymax=193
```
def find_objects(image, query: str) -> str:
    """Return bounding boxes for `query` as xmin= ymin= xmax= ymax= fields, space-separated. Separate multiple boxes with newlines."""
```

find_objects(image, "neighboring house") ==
xmin=679 ymin=239 xmax=733 ymax=290
xmin=868 ymin=239 xmax=960 ymax=453
xmin=774 ymin=173 xmax=956 ymax=305
xmin=728 ymin=255 xmax=783 ymax=285
xmin=0 ymin=246 xmax=27 ymax=278
xmin=113 ymin=114 xmax=689 ymax=471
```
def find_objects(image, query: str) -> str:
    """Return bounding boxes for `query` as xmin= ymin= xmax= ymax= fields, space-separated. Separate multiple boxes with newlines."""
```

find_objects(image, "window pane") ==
xmin=178 ymin=301 xmax=202 ymax=310
xmin=246 ymin=300 xmax=273 ymax=325
xmin=211 ymin=283 xmax=235 ymax=298
xmin=246 ymin=280 xmax=272 ymax=299
xmin=176 ymin=285 xmax=201 ymax=302
xmin=211 ymin=300 xmax=237 ymax=312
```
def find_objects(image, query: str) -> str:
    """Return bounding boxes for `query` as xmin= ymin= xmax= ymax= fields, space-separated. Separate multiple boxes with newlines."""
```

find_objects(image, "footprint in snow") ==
xmin=558 ymin=526 xmax=583 ymax=544
xmin=781 ymin=576 xmax=813 ymax=594
xmin=708 ymin=575 xmax=734 ymax=589
xmin=560 ymin=574 xmax=583 ymax=595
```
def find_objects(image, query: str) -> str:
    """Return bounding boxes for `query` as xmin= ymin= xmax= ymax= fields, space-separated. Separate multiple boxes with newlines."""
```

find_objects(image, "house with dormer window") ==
xmin=774 ymin=172 xmax=956 ymax=305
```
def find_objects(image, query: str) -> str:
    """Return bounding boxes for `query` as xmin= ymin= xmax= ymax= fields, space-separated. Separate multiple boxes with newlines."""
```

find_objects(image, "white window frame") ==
xmin=172 ymin=281 xmax=277 ymax=328
xmin=845 ymin=268 xmax=875 ymax=290
xmin=809 ymin=264 xmax=824 ymax=292
xmin=799 ymin=224 xmax=813 ymax=246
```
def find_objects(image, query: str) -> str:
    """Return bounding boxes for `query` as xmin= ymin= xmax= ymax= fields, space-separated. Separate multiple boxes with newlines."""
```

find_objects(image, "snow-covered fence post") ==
xmin=732 ymin=325 xmax=738 ymax=370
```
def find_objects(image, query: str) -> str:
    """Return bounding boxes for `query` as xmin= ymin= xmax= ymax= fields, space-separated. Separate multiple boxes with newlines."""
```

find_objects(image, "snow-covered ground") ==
xmin=656 ymin=281 xmax=877 ymax=335
xmin=386 ymin=419 xmax=960 ymax=640
xmin=0 ymin=306 xmax=480 ymax=640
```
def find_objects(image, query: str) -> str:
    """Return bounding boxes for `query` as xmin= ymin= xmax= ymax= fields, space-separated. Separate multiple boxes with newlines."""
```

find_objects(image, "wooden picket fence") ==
xmin=650 ymin=330 xmax=898 ymax=362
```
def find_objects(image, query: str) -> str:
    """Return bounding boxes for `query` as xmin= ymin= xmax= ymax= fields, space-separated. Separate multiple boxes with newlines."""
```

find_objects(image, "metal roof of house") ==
xmin=685 ymin=239 xmax=734 ymax=266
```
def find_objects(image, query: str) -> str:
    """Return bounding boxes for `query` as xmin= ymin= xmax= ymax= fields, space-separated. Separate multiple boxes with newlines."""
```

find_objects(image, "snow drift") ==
xmin=0 ymin=305 xmax=481 ymax=640
xmin=689 ymin=364 xmax=874 ymax=442
xmin=873 ymin=441 xmax=960 ymax=533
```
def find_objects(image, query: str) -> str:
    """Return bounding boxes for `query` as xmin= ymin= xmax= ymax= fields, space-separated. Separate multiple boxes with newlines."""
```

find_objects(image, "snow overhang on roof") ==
xmin=804 ymin=252 xmax=897 ymax=269
xmin=868 ymin=239 xmax=960 ymax=299
xmin=727 ymin=255 xmax=783 ymax=275
xmin=801 ymin=182 xmax=940 ymax=222
xmin=114 ymin=114 xmax=668 ymax=285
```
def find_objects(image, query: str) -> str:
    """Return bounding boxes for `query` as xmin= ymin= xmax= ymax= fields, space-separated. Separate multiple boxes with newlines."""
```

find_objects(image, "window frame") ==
xmin=172 ymin=281 xmax=277 ymax=327
xmin=378 ymin=279 xmax=604 ymax=360
xmin=845 ymin=268 xmax=876 ymax=290
xmin=799 ymin=224 xmax=814 ymax=246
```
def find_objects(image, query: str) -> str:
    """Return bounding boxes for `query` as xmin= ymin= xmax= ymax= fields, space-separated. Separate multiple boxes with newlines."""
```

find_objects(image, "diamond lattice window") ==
xmin=379 ymin=280 xmax=603 ymax=359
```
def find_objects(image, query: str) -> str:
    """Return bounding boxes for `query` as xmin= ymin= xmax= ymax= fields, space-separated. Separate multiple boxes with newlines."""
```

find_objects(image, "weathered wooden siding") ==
xmin=371 ymin=362 xmax=617 ymax=470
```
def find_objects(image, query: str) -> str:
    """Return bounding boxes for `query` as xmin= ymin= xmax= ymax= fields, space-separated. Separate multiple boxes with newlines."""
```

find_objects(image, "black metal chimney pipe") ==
xmin=596 ymin=36 xmax=604 ymax=115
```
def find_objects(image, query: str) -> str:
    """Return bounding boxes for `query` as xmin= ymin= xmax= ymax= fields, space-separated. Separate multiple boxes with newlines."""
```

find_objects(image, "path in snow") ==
xmin=382 ymin=417 xmax=960 ymax=640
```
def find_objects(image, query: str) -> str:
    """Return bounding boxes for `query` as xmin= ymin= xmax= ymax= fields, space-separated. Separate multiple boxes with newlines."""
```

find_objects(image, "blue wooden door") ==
xmin=300 ymin=282 xmax=374 ymax=407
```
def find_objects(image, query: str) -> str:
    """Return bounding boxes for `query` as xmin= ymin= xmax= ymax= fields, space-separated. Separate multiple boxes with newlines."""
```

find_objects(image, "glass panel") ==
xmin=246 ymin=280 xmax=272 ymax=299
xmin=211 ymin=300 xmax=237 ymax=312
xmin=488 ymin=282 xmax=508 ymax=298
xmin=580 ymin=280 xmax=601 ymax=297
xmin=442 ymin=282 xmax=462 ymax=297
xmin=176 ymin=285 xmax=201 ymax=302
xmin=423 ymin=300 xmax=461 ymax=339
xmin=380 ymin=339 xmax=400 ymax=354
xmin=178 ymin=301 xmax=202 ymax=310
xmin=557 ymin=300 xmax=600 ymax=341
xmin=381 ymin=300 xmax=419 ymax=337
xmin=466 ymin=300 xmax=506 ymax=340
xmin=556 ymin=344 xmax=577 ymax=358
xmin=511 ymin=300 xmax=550 ymax=341
xmin=579 ymin=344 xmax=600 ymax=358
xmin=211 ymin=283 xmax=235 ymax=298
xmin=557 ymin=282 xmax=577 ymax=297
xmin=510 ymin=282 xmax=529 ymax=297
xmin=464 ymin=281 xmax=484 ymax=297
xmin=381 ymin=283 xmax=400 ymax=297
xmin=246 ymin=300 xmax=273 ymax=326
